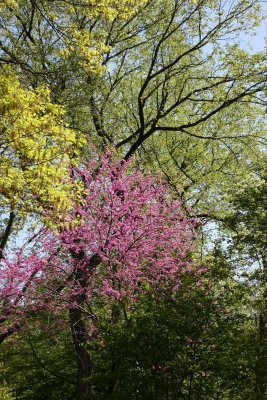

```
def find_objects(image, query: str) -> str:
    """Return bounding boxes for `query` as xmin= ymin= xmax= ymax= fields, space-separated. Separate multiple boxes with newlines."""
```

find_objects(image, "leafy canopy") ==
xmin=0 ymin=0 xmax=147 ymax=74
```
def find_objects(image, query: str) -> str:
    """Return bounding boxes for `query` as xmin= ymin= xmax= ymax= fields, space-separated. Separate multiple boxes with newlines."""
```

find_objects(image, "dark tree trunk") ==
xmin=69 ymin=252 xmax=102 ymax=400
xmin=0 ymin=211 xmax=15 ymax=259
xmin=69 ymin=306 xmax=93 ymax=400
xmin=108 ymin=360 xmax=120 ymax=394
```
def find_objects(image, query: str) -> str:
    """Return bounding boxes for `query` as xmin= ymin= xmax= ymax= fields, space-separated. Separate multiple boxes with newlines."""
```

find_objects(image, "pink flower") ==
xmin=0 ymin=147 xmax=210 ymax=344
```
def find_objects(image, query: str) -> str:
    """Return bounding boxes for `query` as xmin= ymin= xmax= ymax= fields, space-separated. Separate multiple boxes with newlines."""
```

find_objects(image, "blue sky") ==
xmin=239 ymin=7 xmax=266 ymax=52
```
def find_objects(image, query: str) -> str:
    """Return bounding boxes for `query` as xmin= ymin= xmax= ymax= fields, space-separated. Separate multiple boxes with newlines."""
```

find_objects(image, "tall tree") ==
xmin=86 ymin=0 xmax=266 ymax=215
xmin=1 ymin=0 xmax=265 ymax=216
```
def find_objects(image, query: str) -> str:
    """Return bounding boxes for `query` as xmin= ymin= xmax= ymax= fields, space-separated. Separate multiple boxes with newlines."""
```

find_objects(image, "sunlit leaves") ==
xmin=0 ymin=67 xmax=85 ymax=222
xmin=0 ymin=0 xmax=146 ymax=74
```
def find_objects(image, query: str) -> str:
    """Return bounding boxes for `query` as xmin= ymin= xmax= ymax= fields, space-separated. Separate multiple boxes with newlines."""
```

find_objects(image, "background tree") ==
xmin=84 ymin=0 xmax=266 ymax=217
xmin=224 ymin=157 xmax=267 ymax=398
xmin=1 ymin=0 xmax=265 ymax=216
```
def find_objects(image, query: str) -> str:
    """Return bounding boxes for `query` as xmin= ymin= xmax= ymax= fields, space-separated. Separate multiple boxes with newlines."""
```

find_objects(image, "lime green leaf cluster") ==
xmin=61 ymin=0 xmax=147 ymax=73
xmin=0 ymin=0 xmax=17 ymax=10
xmin=1 ymin=0 xmax=146 ymax=74
xmin=0 ymin=67 xmax=85 ymax=223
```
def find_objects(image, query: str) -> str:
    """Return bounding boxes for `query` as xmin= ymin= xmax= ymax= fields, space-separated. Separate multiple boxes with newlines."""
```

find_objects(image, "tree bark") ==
xmin=69 ymin=253 xmax=101 ymax=400
xmin=0 ymin=211 xmax=15 ymax=259
xmin=69 ymin=306 xmax=93 ymax=400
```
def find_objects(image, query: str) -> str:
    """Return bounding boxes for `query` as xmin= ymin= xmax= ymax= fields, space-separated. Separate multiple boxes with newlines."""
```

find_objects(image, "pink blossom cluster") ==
xmin=0 ymin=150 xmax=204 ymax=338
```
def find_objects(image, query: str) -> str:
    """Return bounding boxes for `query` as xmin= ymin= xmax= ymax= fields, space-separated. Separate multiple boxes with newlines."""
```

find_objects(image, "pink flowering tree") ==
xmin=0 ymin=150 xmax=207 ymax=399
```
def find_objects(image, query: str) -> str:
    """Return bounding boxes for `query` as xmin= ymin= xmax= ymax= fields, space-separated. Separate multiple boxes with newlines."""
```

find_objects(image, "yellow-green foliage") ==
xmin=0 ymin=0 xmax=18 ymax=9
xmin=0 ymin=67 xmax=85 ymax=223
xmin=0 ymin=363 xmax=14 ymax=400
xmin=60 ymin=0 xmax=147 ymax=73
xmin=1 ymin=0 xmax=146 ymax=74
xmin=0 ymin=383 xmax=14 ymax=400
